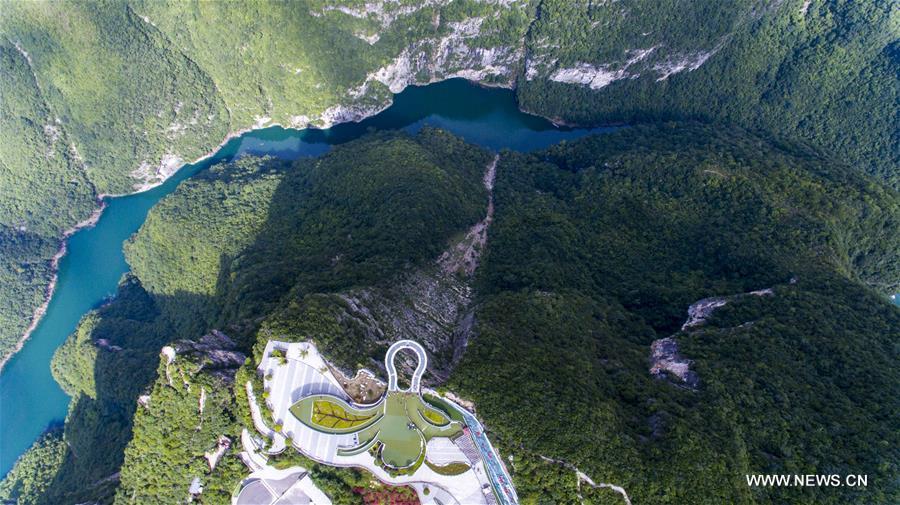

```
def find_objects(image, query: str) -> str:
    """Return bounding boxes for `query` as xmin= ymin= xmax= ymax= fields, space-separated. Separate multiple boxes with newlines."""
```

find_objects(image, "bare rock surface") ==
xmin=173 ymin=330 xmax=246 ymax=382
xmin=651 ymin=285 xmax=778 ymax=389
xmin=649 ymin=337 xmax=699 ymax=389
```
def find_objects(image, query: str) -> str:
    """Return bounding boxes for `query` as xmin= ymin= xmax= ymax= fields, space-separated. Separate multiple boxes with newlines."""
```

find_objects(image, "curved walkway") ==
xmin=245 ymin=382 xmax=286 ymax=454
xmin=385 ymin=340 xmax=427 ymax=392
xmin=438 ymin=394 xmax=519 ymax=505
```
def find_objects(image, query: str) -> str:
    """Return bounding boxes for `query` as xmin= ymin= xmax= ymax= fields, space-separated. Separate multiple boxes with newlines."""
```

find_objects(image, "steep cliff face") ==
xmin=325 ymin=266 xmax=474 ymax=382
xmin=358 ymin=16 xmax=523 ymax=93
xmin=256 ymin=1 xmax=531 ymax=134
xmin=171 ymin=330 xmax=247 ymax=383
xmin=305 ymin=156 xmax=498 ymax=384
xmin=116 ymin=333 xmax=247 ymax=505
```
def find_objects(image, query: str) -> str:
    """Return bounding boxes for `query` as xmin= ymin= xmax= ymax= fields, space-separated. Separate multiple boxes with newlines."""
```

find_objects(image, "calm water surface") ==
xmin=0 ymin=79 xmax=615 ymax=475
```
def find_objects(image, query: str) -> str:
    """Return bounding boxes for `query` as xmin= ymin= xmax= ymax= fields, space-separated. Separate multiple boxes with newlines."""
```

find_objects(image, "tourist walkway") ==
xmin=385 ymin=340 xmax=427 ymax=392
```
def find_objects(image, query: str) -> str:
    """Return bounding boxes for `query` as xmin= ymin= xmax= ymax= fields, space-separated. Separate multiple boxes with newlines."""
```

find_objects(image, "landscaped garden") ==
xmin=376 ymin=393 xmax=435 ymax=468
xmin=290 ymin=390 xmax=463 ymax=470
xmin=312 ymin=399 xmax=378 ymax=430
xmin=290 ymin=394 xmax=382 ymax=433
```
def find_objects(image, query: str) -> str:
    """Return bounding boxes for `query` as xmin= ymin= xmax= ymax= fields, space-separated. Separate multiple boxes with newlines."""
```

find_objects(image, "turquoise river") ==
xmin=0 ymin=79 xmax=617 ymax=476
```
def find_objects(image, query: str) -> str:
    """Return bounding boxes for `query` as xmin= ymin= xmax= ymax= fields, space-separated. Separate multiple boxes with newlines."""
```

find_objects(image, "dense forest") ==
xmin=0 ymin=430 xmax=66 ymax=505
xmin=451 ymin=124 xmax=899 ymax=504
xmin=517 ymin=0 xmax=899 ymax=185
xmin=3 ymin=126 xmax=896 ymax=504
xmin=0 ymin=42 xmax=98 ymax=361
xmin=1 ymin=0 xmax=896 ymax=364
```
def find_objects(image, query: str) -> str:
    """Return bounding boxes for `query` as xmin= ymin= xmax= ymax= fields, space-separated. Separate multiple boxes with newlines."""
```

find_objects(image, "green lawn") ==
xmin=378 ymin=394 xmax=426 ymax=468
xmin=424 ymin=460 xmax=471 ymax=476
xmin=404 ymin=394 xmax=461 ymax=440
xmin=419 ymin=406 xmax=449 ymax=426
xmin=422 ymin=393 xmax=466 ymax=423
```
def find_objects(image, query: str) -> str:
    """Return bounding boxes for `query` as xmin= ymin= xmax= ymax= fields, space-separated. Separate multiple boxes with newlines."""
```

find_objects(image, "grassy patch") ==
xmin=424 ymin=460 xmax=471 ymax=476
xmin=422 ymin=394 xmax=466 ymax=423
xmin=379 ymin=395 xmax=426 ymax=468
xmin=419 ymin=407 xmax=449 ymax=427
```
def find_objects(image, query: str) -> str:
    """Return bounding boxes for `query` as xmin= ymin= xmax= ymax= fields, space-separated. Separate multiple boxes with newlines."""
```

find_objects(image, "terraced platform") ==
xmin=289 ymin=341 xmax=462 ymax=469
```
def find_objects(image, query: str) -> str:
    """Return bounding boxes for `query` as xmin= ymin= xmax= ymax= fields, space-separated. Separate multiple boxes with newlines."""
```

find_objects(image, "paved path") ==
xmin=239 ymin=428 xmax=267 ymax=471
xmin=538 ymin=455 xmax=632 ymax=505
xmin=385 ymin=340 xmax=427 ymax=392
xmin=245 ymin=382 xmax=286 ymax=454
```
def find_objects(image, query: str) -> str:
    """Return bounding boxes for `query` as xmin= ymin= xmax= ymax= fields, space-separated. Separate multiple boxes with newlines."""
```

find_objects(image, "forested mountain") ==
xmin=453 ymin=124 xmax=899 ymax=504
xmin=518 ymin=0 xmax=899 ymax=184
xmin=3 ymin=127 xmax=897 ymax=504
xmin=0 ymin=129 xmax=493 ymax=504
xmin=1 ymin=0 xmax=897 ymax=364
